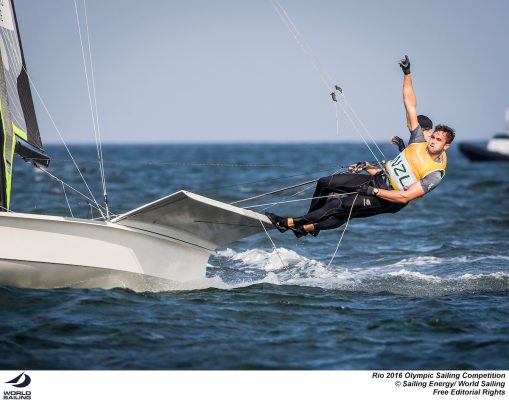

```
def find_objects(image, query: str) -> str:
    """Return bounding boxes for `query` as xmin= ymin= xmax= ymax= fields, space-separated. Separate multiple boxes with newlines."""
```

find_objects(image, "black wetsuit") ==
xmin=293 ymin=173 xmax=405 ymax=231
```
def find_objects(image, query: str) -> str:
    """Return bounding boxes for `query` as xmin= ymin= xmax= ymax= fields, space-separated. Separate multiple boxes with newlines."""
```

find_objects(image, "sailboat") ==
xmin=0 ymin=0 xmax=273 ymax=291
xmin=459 ymin=108 xmax=509 ymax=162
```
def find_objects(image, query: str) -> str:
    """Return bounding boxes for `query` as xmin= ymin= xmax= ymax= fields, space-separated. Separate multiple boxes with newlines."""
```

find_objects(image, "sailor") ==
xmin=390 ymin=114 xmax=433 ymax=152
xmin=266 ymin=55 xmax=455 ymax=237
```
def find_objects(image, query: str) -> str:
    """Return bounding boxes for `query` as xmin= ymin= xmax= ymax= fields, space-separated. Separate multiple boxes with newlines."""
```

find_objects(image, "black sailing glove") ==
xmin=356 ymin=183 xmax=376 ymax=196
xmin=390 ymin=136 xmax=406 ymax=152
xmin=399 ymin=55 xmax=411 ymax=75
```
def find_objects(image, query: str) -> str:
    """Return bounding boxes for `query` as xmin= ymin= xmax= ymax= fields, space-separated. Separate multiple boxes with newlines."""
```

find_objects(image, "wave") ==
xmin=206 ymin=248 xmax=509 ymax=295
xmin=73 ymin=248 xmax=507 ymax=293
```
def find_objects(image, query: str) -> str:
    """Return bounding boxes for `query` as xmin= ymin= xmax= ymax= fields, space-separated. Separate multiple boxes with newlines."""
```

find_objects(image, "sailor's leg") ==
xmin=302 ymin=193 xmax=397 ymax=233
xmin=341 ymin=194 xmax=399 ymax=216
xmin=294 ymin=197 xmax=345 ymax=225
xmin=312 ymin=215 xmax=350 ymax=231
xmin=307 ymin=173 xmax=374 ymax=213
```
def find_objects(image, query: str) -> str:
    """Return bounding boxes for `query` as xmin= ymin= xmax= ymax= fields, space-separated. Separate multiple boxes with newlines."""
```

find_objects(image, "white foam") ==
xmin=390 ymin=256 xmax=467 ymax=267
xmin=389 ymin=254 xmax=509 ymax=268
xmin=206 ymin=247 xmax=509 ymax=294
xmin=456 ymin=271 xmax=509 ymax=280
xmin=388 ymin=269 xmax=442 ymax=282
xmin=216 ymin=247 xmax=325 ymax=272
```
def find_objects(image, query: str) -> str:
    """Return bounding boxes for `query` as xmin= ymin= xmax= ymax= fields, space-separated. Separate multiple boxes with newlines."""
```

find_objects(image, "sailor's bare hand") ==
xmin=348 ymin=161 xmax=367 ymax=173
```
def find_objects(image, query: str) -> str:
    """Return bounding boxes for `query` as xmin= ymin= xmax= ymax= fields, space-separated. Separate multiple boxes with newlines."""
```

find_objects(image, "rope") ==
xmin=242 ymin=191 xmax=357 ymax=209
xmin=326 ymin=192 xmax=358 ymax=268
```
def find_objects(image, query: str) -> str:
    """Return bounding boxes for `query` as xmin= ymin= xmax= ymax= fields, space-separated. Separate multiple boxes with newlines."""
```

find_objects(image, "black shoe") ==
xmin=265 ymin=212 xmax=289 ymax=233
xmin=290 ymin=226 xmax=308 ymax=238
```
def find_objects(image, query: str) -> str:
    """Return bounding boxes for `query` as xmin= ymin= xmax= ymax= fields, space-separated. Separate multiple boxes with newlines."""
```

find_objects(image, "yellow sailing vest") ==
xmin=385 ymin=142 xmax=447 ymax=190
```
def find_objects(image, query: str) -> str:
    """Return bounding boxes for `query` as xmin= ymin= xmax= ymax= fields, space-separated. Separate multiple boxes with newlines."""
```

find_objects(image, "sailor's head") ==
xmin=418 ymin=115 xmax=433 ymax=141
xmin=428 ymin=124 xmax=455 ymax=155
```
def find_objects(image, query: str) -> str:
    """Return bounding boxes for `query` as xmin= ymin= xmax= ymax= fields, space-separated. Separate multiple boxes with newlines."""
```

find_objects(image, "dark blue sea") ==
xmin=1 ymin=143 xmax=508 ymax=369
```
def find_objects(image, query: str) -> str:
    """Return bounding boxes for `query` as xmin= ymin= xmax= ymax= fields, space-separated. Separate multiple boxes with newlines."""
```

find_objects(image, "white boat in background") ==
xmin=0 ymin=1 xmax=272 ymax=291
xmin=459 ymin=108 xmax=509 ymax=162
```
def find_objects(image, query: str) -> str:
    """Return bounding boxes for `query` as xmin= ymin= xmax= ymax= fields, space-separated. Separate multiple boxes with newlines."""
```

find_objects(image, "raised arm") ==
xmin=399 ymin=55 xmax=419 ymax=131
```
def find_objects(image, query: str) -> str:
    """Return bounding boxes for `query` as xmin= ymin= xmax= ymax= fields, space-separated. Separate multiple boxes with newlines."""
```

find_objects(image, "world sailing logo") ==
xmin=5 ymin=372 xmax=31 ymax=388
xmin=3 ymin=372 xmax=32 ymax=400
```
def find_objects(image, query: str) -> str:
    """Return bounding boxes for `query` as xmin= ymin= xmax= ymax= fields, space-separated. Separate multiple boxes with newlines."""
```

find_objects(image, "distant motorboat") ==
xmin=459 ymin=109 xmax=509 ymax=162
xmin=459 ymin=134 xmax=509 ymax=162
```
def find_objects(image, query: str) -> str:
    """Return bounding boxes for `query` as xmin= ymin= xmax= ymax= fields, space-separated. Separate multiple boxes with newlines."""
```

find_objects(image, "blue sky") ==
xmin=14 ymin=0 xmax=509 ymax=143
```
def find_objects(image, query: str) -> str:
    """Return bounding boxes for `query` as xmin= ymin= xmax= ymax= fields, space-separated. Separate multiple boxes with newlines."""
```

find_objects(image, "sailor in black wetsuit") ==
xmin=266 ymin=56 xmax=455 ymax=238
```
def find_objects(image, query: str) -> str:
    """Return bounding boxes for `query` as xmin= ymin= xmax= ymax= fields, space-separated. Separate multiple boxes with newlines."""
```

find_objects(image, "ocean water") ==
xmin=1 ymin=143 xmax=508 ymax=369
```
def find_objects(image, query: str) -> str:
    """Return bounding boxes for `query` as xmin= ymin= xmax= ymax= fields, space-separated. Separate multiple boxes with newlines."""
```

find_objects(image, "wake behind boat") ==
xmin=0 ymin=1 xmax=272 ymax=290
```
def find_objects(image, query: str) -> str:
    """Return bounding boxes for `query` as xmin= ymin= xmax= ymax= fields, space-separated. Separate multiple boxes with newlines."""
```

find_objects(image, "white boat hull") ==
xmin=0 ymin=191 xmax=272 ymax=291
xmin=0 ymin=259 xmax=204 ymax=292
xmin=0 ymin=212 xmax=209 ymax=290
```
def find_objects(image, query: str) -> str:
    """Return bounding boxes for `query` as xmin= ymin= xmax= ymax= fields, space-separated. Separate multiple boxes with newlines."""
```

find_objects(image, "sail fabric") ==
xmin=0 ymin=1 xmax=42 ymax=148
xmin=0 ymin=0 xmax=48 ymax=210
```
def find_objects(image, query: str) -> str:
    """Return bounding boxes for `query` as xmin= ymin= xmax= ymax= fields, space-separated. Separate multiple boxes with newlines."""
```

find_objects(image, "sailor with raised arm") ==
xmin=267 ymin=55 xmax=455 ymax=237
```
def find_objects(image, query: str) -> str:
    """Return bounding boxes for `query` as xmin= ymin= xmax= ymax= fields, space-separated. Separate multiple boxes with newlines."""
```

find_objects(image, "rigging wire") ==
xmin=257 ymin=215 xmax=286 ymax=269
xmin=26 ymin=158 xmax=299 ymax=169
xmin=257 ymin=180 xmax=316 ymax=213
xmin=11 ymin=2 xmax=106 ymax=218
xmin=270 ymin=0 xmax=386 ymax=165
xmin=74 ymin=0 xmax=109 ymax=219
xmin=230 ymin=178 xmax=319 ymax=205
xmin=83 ymin=0 xmax=109 ymax=219
xmin=41 ymin=168 xmax=107 ymax=215
xmin=340 ymin=92 xmax=387 ymax=160
xmin=21 ymin=64 xmax=104 ymax=217
xmin=230 ymin=161 xmax=384 ymax=206
xmin=267 ymin=1 xmax=390 ymax=267
xmin=202 ymin=165 xmax=339 ymax=193
xmin=61 ymin=181 xmax=74 ymax=217
xmin=271 ymin=0 xmax=333 ymax=91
